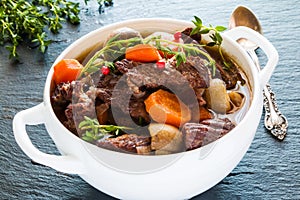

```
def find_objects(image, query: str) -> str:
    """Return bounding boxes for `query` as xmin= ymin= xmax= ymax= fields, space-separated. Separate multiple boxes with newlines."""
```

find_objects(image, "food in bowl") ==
xmin=13 ymin=17 xmax=278 ymax=199
xmin=50 ymin=17 xmax=251 ymax=155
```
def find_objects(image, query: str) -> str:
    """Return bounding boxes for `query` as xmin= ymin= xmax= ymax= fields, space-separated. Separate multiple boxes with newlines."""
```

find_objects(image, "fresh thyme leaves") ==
xmin=0 ymin=0 xmax=113 ymax=59
xmin=191 ymin=16 xmax=230 ymax=70
xmin=81 ymin=16 xmax=229 ymax=76
xmin=79 ymin=116 xmax=131 ymax=142
xmin=82 ymin=34 xmax=218 ymax=77
xmin=191 ymin=16 xmax=227 ymax=41
xmin=80 ymin=36 xmax=142 ymax=76
xmin=0 ymin=0 xmax=80 ymax=58
xmin=145 ymin=36 xmax=216 ymax=74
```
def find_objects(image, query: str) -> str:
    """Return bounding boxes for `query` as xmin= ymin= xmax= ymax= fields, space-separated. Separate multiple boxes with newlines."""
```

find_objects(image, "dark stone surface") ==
xmin=1 ymin=0 xmax=299 ymax=199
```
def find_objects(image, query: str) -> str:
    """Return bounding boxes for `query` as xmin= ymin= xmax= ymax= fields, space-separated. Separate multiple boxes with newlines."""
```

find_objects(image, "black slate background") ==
xmin=1 ymin=0 xmax=299 ymax=199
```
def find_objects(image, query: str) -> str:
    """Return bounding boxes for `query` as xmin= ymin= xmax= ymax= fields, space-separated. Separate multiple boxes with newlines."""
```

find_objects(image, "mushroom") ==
xmin=227 ymin=91 xmax=245 ymax=113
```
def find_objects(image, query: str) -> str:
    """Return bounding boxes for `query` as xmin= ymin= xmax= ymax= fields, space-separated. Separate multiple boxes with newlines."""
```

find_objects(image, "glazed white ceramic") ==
xmin=13 ymin=18 xmax=278 ymax=199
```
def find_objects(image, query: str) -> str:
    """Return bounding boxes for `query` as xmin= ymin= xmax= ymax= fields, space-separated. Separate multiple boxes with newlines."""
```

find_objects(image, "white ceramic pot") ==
xmin=13 ymin=18 xmax=278 ymax=199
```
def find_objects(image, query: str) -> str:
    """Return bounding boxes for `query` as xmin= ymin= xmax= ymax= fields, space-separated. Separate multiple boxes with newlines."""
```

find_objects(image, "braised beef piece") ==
xmin=169 ymin=56 xmax=211 ymax=105
xmin=63 ymin=104 xmax=77 ymax=134
xmin=109 ymin=97 xmax=151 ymax=127
xmin=94 ymin=69 xmax=151 ymax=127
xmin=125 ymin=58 xmax=208 ymax=104
xmin=95 ymin=74 xmax=120 ymax=103
xmin=180 ymin=27 xmax=245 ymax=90
xmin=115 ymin=59 xmax=138 ymax=74
xmin=51 ymin=82 xmax=76 ymax=133
xmin=126 ymin=62 xmax=189 ymax=95
xmin=63 ymin=81 xmax=97 ymax=136
xmin=215 ymin=62 xmax=246 ymax=89
xmin=97 ymin=134 xmax=151 ymax=154
xmin=175 ymin=56 xmax=210 ymax=88
xmin=183 ymin=118 xmax=235 ymax=150
xmin=128 ymin=97 xmax=150 ymax=124
xmin=51 ymin=82 xmax=73 ymax=106
xmin=113 ymin=58 xmax=210 ymax=125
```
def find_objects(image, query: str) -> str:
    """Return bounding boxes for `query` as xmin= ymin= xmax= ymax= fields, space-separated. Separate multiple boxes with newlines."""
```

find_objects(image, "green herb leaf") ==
xmin=79 ymin=116 xmax=132 ymax=143
xmin=199 ymin=28 xmax=210 ymax=34
xmin=0 ymin=0 xmax=113 ymax=59
xmin=190 ymin=27 xmax=200 ymax=35
xmin=215 ymin=26 xmax=227 ymax=32
xmin=190 ymin=16 xmax=230 ymax=71
xmin=81 ymin=37 xmax=142 ymax=76
xmin=192 ymin=16 xmax=202 ymax=27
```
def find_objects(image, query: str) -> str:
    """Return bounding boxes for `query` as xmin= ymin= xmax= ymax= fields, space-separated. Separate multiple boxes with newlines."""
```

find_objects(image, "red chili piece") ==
xmin=156 ymin=61 xmax=165 ymax=69
xmin=101 ymin=66 xmax=110 ymax=75
xmin=173 ymin=32 xmax=182 ymax=41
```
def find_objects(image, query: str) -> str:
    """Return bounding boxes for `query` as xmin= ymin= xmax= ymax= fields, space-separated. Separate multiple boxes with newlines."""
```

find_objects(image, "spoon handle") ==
xmin=248 ymin=50 xmax=288 ymax=140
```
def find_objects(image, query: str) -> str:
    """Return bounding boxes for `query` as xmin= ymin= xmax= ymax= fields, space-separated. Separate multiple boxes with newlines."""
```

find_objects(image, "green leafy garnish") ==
xmin=80 ymin=36 xmax=142 ymax=76
xmin=80 ymin=16 xmax=229 ymax=76
xmin=82 ymin=35 xmax=217 ymax=76
xmin=191 ymin=16 xmax=230 ymax=69
xmin=79 ymin=116 xmax=131 ymax=142
xmin=0 ymin=0 xmax=80 ymax=58
xmin=0 ymin=0 xmax=113 ymax=59
xmin=145 ymin=36 xmax=216 ymax=73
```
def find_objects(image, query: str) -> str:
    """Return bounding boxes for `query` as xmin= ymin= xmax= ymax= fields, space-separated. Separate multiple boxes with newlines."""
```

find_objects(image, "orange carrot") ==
xmin=53 ymin=59 xmax=83 ymax=84
xmin=144 ymin=89 xmax=191 ymax=127
xmin=191 ymin=106 xmax=213 ymax=122
xmin=125 ymin=44 xmax=161 ymax=62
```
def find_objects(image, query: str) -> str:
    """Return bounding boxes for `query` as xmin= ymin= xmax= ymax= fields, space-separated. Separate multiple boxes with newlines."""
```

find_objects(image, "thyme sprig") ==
xmin=191 ymin=16 xmax=231 ymax=69
xmin=83 ymin=35 xmax=217 ymax=76
xmin=145 ymin=36 xmax=216 ymax=74
xmin=80 ymin=36 xmax=142 ymax=76
xmin=81 ymin=16 xmax=230 ymax=76
xmin=0 ymin=0 xmax=113 ymax=59
xmin=0 ymin=0 xmax=80 ymax=58
xmin=79 ymin=116 xmax=132 ymax=142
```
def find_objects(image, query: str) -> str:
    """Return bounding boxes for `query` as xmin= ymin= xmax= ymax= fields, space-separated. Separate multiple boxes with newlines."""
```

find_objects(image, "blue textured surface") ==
xmin=1 ymin=0 xmax=299 ymax=199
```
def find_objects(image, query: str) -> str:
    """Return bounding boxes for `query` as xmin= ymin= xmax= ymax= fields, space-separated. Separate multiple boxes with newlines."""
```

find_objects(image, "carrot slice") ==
xmin=144 ymin=89 xmax=191 ymax=127
xmin=125 ymin=44 xmax=161 ymax=62
xmin=191 ymin=106 xmax=213 ymax=122
xmin=53 ymin=59 xmax=83 ymax=84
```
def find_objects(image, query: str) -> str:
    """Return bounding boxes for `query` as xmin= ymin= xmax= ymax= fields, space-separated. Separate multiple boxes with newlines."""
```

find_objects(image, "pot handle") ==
xmin=224 ymin=26 xmax=279 ymax=88
xmin=13 ymin=103 xmax=85 ymax=174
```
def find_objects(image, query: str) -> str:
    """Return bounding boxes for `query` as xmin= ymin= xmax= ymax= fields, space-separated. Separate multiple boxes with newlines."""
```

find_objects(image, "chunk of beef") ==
xmin=95 ymin=74 xmax=121 ymax=104
xmin=97 ymin=134 xmax=151 ymax=154
xmin=175 ymin=56 xmax=210 ymax=89
xmin=51 ymin=82 xmax=73 ymax=106
xmin=115 ymin=59 xmax=138 ymax=74
xmin=215 ymin=62 xmax=246 ymax=89
xmin=126 ymin=62 xmax=192 ymax=99
xmin=63 ymin=104 xmax=77 ymax=134
xmin=109 ymin=96 xmax=151 ymax=127
xmin=128 ymin=97 xmax=151 ymax=125
xmin=95 ymin=70 xmax=151 ymax=127
xmin=170 ymin=56 xmax=211 ymax=105
xmin=50 ymin=79 xmax=96 ymax=136
xmin=65 ymin=81 xmax=97 ymax=136
xmin=183 ymin=118 xmax=235 ymax=150
xmin=96 ymin=103 xmax=110 ymax=125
